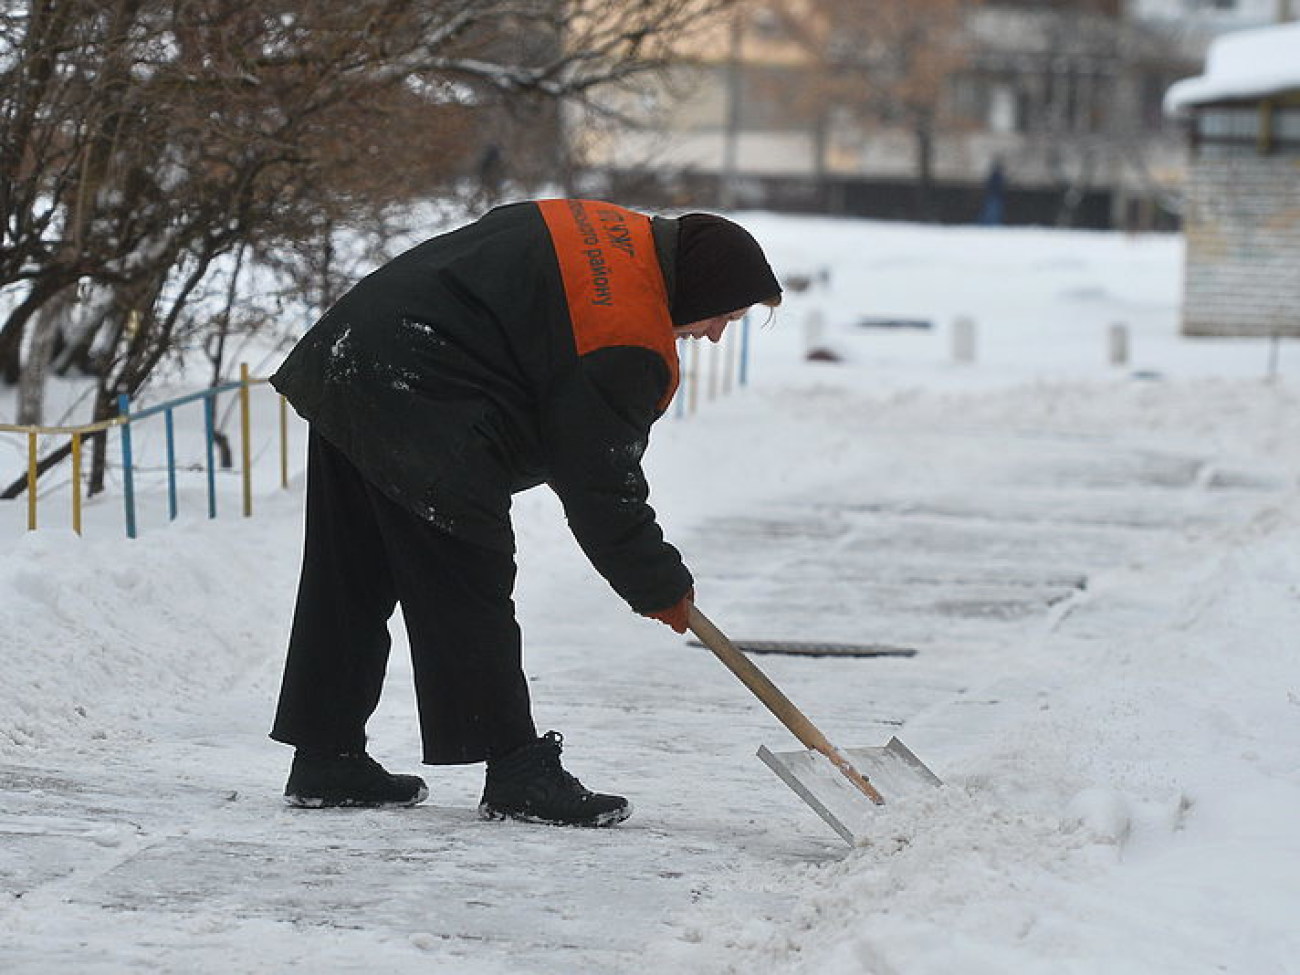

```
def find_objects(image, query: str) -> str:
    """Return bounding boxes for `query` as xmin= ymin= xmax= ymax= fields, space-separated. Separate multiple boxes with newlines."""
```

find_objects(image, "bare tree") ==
xmin=0 ymin=0 xmax=736 ymax=497
xmin=769 ymin=0 xmax=979 ymax=221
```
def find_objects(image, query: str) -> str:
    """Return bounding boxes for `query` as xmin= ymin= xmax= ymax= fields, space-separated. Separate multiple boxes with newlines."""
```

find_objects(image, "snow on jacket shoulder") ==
xmin=270 ymin=200 xmax=692 ymax=614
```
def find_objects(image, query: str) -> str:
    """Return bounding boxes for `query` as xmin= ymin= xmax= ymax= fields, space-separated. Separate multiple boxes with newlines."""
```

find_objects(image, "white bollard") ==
xmin=952 ymin=315 xmax=976 ymax=364
xmin=803 ymin=307 xmax=825 ymax=353
xmin=1108 ymin=322 xmax=1129 ymax=367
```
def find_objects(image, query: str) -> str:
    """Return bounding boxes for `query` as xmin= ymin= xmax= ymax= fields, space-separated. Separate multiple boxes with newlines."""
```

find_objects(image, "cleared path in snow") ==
xmin=0 ymin=380 xmax=1288 ymax=974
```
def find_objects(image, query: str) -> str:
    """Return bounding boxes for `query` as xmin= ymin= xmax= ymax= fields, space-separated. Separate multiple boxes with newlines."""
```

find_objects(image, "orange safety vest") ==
xmin=538 ymin=199 xmax=679 ymax=411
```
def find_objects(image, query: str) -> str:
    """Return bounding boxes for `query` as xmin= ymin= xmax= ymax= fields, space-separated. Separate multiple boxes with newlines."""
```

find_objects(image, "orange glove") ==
xmin=643 ymin=588 xmax=694 ymax=634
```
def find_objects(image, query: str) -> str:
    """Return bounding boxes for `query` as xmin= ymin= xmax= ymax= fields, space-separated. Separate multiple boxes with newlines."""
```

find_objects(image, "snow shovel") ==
xmin=688 ymin=605 xmax=941 ymax=845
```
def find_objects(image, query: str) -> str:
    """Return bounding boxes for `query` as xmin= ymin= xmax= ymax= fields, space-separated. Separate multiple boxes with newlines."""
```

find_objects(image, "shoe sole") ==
xmin=477 ymin=801 xmax=632 ymax=828
xmin=285 ymin=784 xmax=430 ymax=809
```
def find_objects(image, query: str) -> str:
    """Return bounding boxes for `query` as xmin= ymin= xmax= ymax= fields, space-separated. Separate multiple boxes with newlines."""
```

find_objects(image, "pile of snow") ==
xmin=0 ymin=511 xmax=299 ymax=754
xmin=664 ymin=475 xmax=1300 ymax=974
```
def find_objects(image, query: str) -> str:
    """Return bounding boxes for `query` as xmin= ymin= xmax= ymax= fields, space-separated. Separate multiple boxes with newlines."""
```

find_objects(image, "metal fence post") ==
xmin=26 ymin=431 xmax=38 ymax=531
xmin=164 ymin=407 xmax=178 ymax=520
xmin=117 ymin=393 xmax=137 ymax=539
xmin=71 ymin=432 xmax=83 ymax=535
xmin=239 ymin=363 xmax=252 ymax=517
xmin=279 ymin=395 xmax=289 ymax=489
xmin=204 ymin=394 xmax=218 ymax=519
xmin=687 ymin=340 xmax=699 ymax=415
xmin=724 ymin=324 xmax=737 ymax=395
xmin=681 ymin=338 xmax=691 ymax=418
xmin=739 ymin=313 xmax=751 ymax=387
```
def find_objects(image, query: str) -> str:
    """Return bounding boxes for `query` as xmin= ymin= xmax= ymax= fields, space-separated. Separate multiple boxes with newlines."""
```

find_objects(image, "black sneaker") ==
xmin=283 ymin=751 xmax=429 ymax=808
xmin=478 ymin=731 xmax=631 ymax=827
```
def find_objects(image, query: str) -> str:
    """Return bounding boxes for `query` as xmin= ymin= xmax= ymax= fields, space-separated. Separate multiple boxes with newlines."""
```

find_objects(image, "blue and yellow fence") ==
xmin=676 ymin=312 xmax=752 ymax=418
xmin=6 ymin=322 xmax=753 ymax=538
xmin=1 ymin=364 xmax=292 ymax=538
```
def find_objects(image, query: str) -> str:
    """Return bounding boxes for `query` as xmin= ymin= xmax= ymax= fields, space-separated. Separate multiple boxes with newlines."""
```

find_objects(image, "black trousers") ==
xmin=270 ymin=432 xmax=537 ymax=764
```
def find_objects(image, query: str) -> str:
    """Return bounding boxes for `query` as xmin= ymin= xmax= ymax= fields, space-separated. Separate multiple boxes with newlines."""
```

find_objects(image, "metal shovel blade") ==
xmin=758 ymin=737 xmax=942 ymax=845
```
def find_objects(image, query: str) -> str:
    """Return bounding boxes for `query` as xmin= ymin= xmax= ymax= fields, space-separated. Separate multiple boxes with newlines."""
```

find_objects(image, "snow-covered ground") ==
xmin=2 ymin=215 xmax=1298 ymax=974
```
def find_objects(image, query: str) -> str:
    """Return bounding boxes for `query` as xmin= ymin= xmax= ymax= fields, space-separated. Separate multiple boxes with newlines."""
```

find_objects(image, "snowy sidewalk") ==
xmin=3 ymin=370 xmax=1297 ymax=974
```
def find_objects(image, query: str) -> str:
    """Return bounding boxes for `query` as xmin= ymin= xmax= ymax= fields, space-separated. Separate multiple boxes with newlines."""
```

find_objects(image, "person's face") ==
xmin=672 ymin=307 xmax=750 ymax=343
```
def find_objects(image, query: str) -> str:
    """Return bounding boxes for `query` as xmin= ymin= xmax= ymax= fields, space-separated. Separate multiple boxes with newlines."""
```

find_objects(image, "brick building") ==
xmin=1165 ymin=21 xmax=1300 ymax=337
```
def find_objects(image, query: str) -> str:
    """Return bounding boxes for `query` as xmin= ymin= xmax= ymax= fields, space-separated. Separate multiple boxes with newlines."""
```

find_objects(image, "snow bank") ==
xmin=671 ymin=488 xmax=1300 ymax=975
xmin=0 ymin=508 xmax=298 ymax=755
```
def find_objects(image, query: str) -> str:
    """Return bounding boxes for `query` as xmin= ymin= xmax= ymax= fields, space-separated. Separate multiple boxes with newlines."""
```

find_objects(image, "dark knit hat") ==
xmin=670 ymin=213 xmax=782 ymax=326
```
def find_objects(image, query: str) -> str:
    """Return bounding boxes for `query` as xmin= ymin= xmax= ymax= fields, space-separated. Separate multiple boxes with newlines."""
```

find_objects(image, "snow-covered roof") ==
xmin=1164 ymin=21 xmax=1300 ymax=114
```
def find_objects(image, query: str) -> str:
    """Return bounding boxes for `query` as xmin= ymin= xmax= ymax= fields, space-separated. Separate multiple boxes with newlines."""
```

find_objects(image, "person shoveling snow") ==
xmin=267 ymin=199 xmax=781 ymax=826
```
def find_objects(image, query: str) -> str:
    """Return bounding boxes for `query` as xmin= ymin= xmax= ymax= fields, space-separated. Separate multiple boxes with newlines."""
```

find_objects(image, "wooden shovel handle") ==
xmin=688 ymin=605 xmax=885 ymax=805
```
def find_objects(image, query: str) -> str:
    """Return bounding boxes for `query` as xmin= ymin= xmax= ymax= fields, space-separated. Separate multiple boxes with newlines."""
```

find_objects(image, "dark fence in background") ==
xmin=592 ymin=168 xmax=1177 ymax=232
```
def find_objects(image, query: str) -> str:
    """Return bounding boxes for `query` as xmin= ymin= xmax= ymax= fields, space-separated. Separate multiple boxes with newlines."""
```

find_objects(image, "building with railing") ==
xmin=1164 ymin=20 xmax=1300 ymax=337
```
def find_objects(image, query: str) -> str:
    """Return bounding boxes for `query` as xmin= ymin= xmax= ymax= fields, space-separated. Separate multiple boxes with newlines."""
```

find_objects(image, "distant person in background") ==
xmin=268 ymin=199 xmax=782 ymax=827
xmin=978 ymin=159 xmax=1006 ymax=227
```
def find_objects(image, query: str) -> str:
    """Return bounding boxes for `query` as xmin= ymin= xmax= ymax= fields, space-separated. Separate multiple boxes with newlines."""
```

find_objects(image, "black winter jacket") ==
xmin=271 ymin=200 xmax=692 ymax=614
